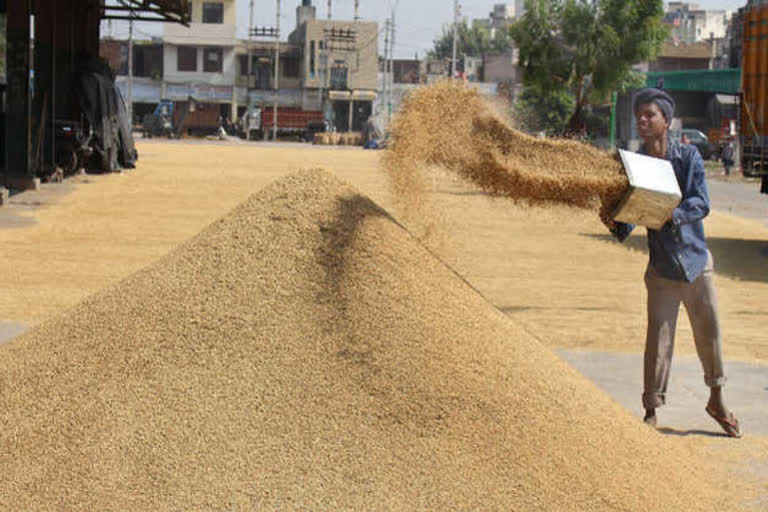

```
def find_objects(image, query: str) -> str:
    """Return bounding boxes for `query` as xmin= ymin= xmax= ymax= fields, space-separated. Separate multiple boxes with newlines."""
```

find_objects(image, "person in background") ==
xmin=681 ymin=133 xmax=690 ymax=145
xmin=600 ymin=88 xmax=741 ymax=438
xmin=721 ymin=140 xmax=735 ymax=176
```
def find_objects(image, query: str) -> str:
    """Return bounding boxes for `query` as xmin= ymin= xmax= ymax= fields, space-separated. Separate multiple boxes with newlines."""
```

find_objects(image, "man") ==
xmin=721 ymin=140 xmax=735 ymax=176
xmin=601 ymin=88 xmax=741 ymax=437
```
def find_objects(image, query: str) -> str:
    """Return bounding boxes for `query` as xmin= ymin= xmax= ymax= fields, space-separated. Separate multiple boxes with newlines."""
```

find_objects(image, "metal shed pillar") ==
xmin=4 ymin=0 xmax=37 ymax=190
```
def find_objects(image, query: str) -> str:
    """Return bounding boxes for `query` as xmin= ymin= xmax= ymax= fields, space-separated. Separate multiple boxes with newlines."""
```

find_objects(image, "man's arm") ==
xmin=672 ymin=148 xmax=710 ymax=226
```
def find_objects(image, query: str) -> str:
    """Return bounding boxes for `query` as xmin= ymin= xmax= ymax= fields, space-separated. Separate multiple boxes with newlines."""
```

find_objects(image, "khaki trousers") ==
xmin=642 ymin=251 xmax=727 ymax=410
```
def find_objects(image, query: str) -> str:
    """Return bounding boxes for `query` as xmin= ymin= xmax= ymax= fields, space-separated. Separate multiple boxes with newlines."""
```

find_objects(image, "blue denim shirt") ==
xmin=613 ymin=139 xmax=710 ymax=282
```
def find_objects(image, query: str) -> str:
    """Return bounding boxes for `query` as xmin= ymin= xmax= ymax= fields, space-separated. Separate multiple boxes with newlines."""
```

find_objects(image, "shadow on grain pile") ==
xmin=383 ymin=80 xmax=630 ymax=222
xmin=0 ymin=169 xmax=751 ymax=510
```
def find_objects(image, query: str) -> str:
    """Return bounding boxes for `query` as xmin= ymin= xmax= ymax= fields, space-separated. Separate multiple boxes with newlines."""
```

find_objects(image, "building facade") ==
xmin=664 ymin=2 xmax=729 ymax=45
xmin=287 ymin=5 xmax=378 ymax=131
xmin=162 ymin=0 xmax=239 ymax=121
xmin=102 ymin=0 xmax=378 ymax=131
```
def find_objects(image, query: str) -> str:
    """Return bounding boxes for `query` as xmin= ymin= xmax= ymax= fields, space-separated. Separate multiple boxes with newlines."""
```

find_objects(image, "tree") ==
xmin=430 ymin=21 xmax=512 ymax=66
xmin=514 ymin=86 xmax=575 ymax=136
xmin=510 ymin=0 xmax=668 ymax=134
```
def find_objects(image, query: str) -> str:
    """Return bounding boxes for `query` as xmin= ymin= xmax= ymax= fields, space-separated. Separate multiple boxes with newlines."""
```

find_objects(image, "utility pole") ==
xmin=247 ymin=0 xmax=254 ymax=139
xmin=128 ymin=18 xmax=134 ymax=125
xmin=390 ymin=6 xmax=395 ymax=115
xmin=354 ymin=0 xmax=359 ymax=21
xmin=328 ymin=0 xmax=331 ymax=20
xmin=383 ymin=18 xmax=389 ymax=122
xmin=273 ymin=0 xmax=280 ymax=141
xmin=451 ymin=0 xmax=458 ymax=78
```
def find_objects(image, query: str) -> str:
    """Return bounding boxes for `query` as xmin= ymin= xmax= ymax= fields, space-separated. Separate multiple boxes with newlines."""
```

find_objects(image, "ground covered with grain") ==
xmin=0 ymin=169 xmax=757 ymax=509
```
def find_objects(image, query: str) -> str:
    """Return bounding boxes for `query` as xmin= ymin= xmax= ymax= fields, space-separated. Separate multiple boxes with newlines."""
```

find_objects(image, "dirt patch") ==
xmin=0 ymin=169 xmax=755 ymax=509
xmin=0 ymin=322 xmax=29 ymax=344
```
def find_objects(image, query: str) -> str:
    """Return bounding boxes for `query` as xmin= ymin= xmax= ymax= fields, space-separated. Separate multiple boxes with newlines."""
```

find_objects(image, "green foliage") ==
xmin=510 ymin=0 xmax=668 ymax=132
xmin=513 ymin=86 xmax=575 ymax=136
xmin=430 ymin=20 xmax=512 ymax=61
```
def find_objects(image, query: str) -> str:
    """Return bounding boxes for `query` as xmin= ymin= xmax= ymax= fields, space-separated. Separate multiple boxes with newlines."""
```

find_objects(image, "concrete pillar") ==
xmin=348 ymin=98 xmax=354 ymax=132
xmin=231 ymin=87 xmax=238 ymax=123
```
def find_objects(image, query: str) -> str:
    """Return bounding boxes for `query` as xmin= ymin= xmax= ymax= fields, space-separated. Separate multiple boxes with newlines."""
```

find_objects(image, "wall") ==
xmin=164 ymin=0 xmax=236 ymax=46
xmin=649 ymin=56 xmax=712 ymax=72
xmin=300 ymin=20 xmax=378 ymax=91
xmin=233 ymin=42 xmax=303 ymax=90
xmin=484 ymin=50 xmax=519 ymax=83
xmin=163 ymin=44 xmax=237 ymax=87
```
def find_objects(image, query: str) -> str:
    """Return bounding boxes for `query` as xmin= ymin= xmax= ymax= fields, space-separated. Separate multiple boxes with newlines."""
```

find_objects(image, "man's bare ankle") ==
xmin=644 ymin=409 xmax=657 ymax=426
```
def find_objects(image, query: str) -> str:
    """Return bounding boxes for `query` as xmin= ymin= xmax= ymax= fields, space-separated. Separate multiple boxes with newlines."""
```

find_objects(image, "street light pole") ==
xmin=128 ymin=18 xmax=133 ymax=124
xmin=273 ymin=0 xmax=280 ymax=141
xmin=247 ymin=0 xmax=254 ymax=139
xmin=384 ymin=18 xmax=389 ymax=122
xmin=451 ymin=0 xmax=458 ymax=78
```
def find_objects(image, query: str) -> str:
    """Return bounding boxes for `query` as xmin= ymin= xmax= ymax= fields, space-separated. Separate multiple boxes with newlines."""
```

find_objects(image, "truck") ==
xmin=740 ymin=1 xmax=768 ymax=193
xmin=143 ymin=98 xmax=222 ymax=138
xmin=238 ymin=106 xmax=324 ymax=141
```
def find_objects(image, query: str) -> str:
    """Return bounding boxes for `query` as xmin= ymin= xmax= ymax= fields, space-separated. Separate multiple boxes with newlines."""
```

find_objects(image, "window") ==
xmin=238 ymin=55 xmax=249 ymax=76
xmin=202 ymin=2 xmax=224 ymax=23
xmin=177 ymin=46 xmax=197 ymax=71
xmin=282 ymin=57 xmax=299 ymax=78
xmin=203 ymin=47 xmax=223 ymax=73
xmin=310 ymin=41 xmax=316 ymax=76
xmin=330 ymin=65 xmax=348 ymax=90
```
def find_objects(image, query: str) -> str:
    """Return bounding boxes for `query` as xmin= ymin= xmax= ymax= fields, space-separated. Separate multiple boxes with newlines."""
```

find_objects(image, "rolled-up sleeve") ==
xmin=672 ymin=148 xmax=710 ymax=226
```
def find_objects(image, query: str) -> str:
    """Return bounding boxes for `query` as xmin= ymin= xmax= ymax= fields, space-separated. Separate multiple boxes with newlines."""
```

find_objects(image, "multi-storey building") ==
xmin=287 ymin=1 xmax=378 ymax=131
xmin=664 ymin=2 xmax=729 ymax=45
xmin=473 ymin=2 xmax=525 ymax=36
xmin=103 ymin=0 xmax=378 ymax=132
xmin=162 ymin=0 xmax=239 ymax=121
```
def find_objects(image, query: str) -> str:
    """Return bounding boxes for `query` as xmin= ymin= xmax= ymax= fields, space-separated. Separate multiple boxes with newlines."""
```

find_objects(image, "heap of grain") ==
xmin=384 ymin=80 xmax=630 ymax=219
xmin=0 ymin=170 xmax=746 ymax=510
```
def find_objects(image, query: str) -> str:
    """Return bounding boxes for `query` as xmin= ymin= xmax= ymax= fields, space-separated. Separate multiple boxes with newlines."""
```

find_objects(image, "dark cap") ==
xmin=633 ymin=88 xmax=675 ymax=125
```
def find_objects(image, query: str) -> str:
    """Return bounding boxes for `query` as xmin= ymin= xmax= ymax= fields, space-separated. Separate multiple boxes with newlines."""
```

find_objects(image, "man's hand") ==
xmin=599 ymin=207 xmax=617 ymax=232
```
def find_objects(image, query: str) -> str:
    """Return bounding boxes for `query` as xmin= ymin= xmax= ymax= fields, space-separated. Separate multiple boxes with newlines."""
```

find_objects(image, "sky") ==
xmin=103 ymin=0 xmax=750 ymax=59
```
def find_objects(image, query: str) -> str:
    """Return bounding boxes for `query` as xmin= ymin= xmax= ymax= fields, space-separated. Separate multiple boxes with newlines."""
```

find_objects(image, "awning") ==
xmin=101 ymin=0 xmax=190 ymax=25
xmin=328 ymin=91 xmax=378 ymax=101
xmin=352 ymin=90 xmax=377 ymax=101
xmin=328 ymin=91 xmax=352 ymax=101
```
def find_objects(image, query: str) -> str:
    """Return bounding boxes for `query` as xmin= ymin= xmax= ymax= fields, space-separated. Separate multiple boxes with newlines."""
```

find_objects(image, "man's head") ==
xmin=633 ymin=88 xmax=675 ymax=141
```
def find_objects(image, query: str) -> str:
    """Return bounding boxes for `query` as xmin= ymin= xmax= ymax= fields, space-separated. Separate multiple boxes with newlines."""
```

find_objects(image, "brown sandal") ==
xmin=705 ymin=406 xmax=742 ymax=438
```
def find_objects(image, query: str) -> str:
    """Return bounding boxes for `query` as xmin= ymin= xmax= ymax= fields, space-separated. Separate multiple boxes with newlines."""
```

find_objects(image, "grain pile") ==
xmin=313 ymin=132 xmax=363 ymax=146
xmin=0 ymin=169 xmax=749 ymax=510
xmin=384 ymin=80 xmax=630 ymax=219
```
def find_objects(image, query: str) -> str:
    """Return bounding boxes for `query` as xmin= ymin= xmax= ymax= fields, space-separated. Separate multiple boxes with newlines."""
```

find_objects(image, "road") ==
xmin=708 ymin=177 xmax=768 ymax=227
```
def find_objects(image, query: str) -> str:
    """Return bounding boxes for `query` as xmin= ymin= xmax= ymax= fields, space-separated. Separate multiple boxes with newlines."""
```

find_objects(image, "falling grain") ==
xmin=384 ymin=80 xmax=629 ymax=220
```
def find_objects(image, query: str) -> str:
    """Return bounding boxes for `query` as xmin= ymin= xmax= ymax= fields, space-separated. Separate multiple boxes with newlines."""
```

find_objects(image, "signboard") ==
xmin=166 ymin=83 xmax=233 ymax=102
xmin=246 ymin=88 xmax=303 ymax=108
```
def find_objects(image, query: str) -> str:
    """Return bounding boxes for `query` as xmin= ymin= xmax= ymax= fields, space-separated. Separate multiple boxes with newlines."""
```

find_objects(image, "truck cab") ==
xmin=239 ymin=107 xmax=263 ymax=140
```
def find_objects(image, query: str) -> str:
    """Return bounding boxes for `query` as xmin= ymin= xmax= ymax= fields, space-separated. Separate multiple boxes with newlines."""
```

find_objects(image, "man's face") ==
xmin=635 ymin=102 xmax=668 ymax=140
